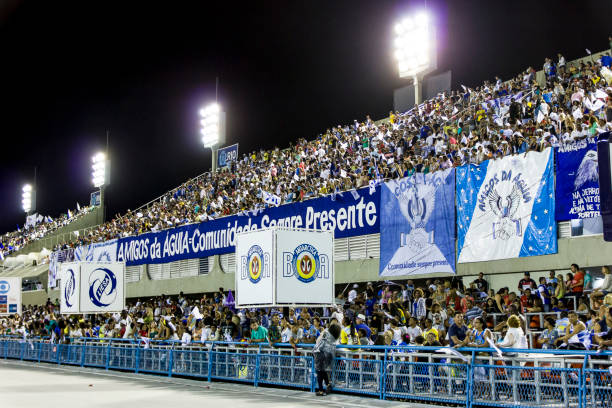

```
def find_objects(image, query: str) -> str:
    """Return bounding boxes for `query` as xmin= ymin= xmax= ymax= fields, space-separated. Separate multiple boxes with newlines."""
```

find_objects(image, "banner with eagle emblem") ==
xmin=555 ymin=138 xmax=600 ymax=221
xmin=379 ymin=168 xmax=455 ymax=276
xmin=457 ymin=148 xmax=557 ymax=263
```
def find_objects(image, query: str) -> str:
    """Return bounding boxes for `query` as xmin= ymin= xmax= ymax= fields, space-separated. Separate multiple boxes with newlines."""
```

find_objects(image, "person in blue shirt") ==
xmin=355 ymin=314 xmax=371 ymax=339
xmin=537 ymin=277 xmax=552 ymax=312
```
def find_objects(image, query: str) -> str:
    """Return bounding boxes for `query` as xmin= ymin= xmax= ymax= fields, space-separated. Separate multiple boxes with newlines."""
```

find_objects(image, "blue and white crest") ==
xmin=64 ymin=269 xmax=76 ymax=308
xmin=0 ymin=280 xmax=10 ymax=294
xmin=88 ymin=268 xmax=118 ymax=307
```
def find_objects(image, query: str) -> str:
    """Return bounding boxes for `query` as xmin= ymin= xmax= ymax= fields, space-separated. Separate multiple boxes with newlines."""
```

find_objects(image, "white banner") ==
xmin=79 ymin=263 xmax=125 ymax=313
xmin=275 ymin=229 xmax=334 ymax=305
xmin=235 ymin=230 xmax=274 ymax=307
xmin=0 ymin=277 xmax=21 ymax=315
xmin=60 ymin=263 xmax=80 ymax=314
xmin=74 ymin=239 xmax=118 ymax=263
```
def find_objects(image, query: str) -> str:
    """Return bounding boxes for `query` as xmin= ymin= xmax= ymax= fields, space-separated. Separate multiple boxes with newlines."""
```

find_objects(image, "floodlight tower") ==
xmin=91 ymin=151 xmax=110 ymax=224
xmin=393 ymin=11 xmax=437 ymax=106
xmin=200 ymin=102 xmax=226 ymax=172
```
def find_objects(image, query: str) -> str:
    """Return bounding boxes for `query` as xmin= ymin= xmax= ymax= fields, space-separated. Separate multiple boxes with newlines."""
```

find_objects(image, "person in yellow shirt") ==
xmin=389 ymin=111 xmax=396 ymax=124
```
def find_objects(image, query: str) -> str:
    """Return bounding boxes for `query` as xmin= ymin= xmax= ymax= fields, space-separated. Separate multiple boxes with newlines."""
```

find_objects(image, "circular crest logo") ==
xmin=64 ymin=269 xmax=76 ymax=307
xmin=292 ymin=244 xmax=319 ymax=283
xmin=0 ymin=280 xmax=10 ymax=294
xmin=88 ymin=268 xmax=118 ymax=307
xmin=247 ymin=245 xmax=264 ymax=283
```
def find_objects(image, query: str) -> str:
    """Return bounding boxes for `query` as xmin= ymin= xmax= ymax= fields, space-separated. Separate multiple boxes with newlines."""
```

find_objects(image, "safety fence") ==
xmin=2 ymin=337 xmax=612 ymax=408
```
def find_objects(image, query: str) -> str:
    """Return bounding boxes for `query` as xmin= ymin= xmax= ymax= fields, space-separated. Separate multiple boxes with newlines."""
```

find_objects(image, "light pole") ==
xmin=393 ymin=11 xmax=436 ymax=106
xmin=200 ymin=103 xmax=225 ymax=172
xmin=92 ymin=151 xmax=109 ymax=225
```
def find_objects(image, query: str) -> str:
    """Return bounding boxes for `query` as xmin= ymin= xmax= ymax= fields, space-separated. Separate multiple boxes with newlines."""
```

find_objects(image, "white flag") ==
xmin=369 ymin=179 xmax=378 ymax=195
xmin=67 ymin=209 xmax=73 ymax=219
xmin=595 ymin=89 xmax=608 ymax=100
xmin=591 ymin=99 xmax=605 ymax=111
xmin=76 ymin=202 xmax=81 ymax=211
xmin=536 ymin=110 xmax=545 ymax=123
xmin=263 ymin=191 xmax=281 ymax=207
xmin=340 ymin=169 xmax=347 ymax=178
xmin=572 ymin=109 xmax=583 ymax=120
xmin=349 ymin=189 xmax=360 ymax=200
xmin=586 ymin=48 xmax=592 ymax=55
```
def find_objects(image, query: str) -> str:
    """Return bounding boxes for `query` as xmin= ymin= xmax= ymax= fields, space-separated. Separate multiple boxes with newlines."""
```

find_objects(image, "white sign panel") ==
xmin=275 ymin=229 xmax=334 ymax=305
xmin=235 ymin=229 xmax=274 ymax=307
xmin=0 ymin=277 xmax=22 ymax=315
xmin=79 ymin=262 xmax=125 ymax=313
xmin=60 ymin=263 xmax=80 ymax=314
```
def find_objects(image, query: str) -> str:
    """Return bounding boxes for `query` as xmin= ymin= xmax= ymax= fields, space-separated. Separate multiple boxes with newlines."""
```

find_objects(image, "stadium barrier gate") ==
xmin=2 ymin=336 xmax=611 ymax=408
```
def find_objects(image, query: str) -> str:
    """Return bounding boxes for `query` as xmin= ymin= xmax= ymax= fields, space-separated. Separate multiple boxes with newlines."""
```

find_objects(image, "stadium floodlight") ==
xmin=199 ymin=102 xmax=226 ymax=171
xmin=199 ymin=103 xmax=221 ymax=148
xmin=22 ymin=184 xmax=33 ymax=213
xmin=91 ymin=152 xmax=108 ymax=188
xmin=393 ymin=11 xmax=437 ymax=105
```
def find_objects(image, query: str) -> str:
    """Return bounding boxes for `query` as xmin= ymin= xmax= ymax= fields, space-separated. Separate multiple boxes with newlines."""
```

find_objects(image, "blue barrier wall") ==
xmin=2 ymin=337 xmax=609 ymax=408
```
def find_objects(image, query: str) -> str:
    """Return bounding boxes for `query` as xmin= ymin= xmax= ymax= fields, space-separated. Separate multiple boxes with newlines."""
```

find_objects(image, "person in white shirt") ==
xmin=498 ymin=315 xmax=528 ymax=349
xmin=405 ymin=317 xmax=423 ymax=344
xmin=347 ymin=284 xmax=358 ymax=303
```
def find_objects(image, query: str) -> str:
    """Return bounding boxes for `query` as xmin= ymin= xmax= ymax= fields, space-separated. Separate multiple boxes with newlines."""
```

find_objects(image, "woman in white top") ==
xmin=498 ymin=315 xmax=528 ymax=349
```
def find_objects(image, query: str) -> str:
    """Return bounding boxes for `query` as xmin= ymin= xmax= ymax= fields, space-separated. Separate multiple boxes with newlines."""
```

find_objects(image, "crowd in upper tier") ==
xmin=0 ymin=205 xmax=93 ymax=259
xmin=2 ymin=49 xmax=612 ymax=259
xmin=2 ymin=264 xmax=612 ymax=351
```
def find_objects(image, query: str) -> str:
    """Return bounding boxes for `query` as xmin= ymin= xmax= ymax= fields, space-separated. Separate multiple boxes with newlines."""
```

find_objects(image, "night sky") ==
xmin=1 ymin=0 xmax=611 ymax=233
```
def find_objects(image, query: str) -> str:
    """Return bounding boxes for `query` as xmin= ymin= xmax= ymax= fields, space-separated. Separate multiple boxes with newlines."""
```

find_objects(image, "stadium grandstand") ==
xmin=2 ymin=11 xmax=612 ymax=408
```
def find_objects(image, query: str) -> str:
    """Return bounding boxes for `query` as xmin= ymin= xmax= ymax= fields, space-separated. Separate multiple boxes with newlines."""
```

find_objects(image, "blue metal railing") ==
xmin=2 ymin=337 xmax=610 ymax=407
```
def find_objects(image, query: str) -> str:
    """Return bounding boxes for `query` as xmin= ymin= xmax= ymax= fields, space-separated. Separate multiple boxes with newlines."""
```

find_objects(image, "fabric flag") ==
xmin=263 ymin=191 xmax=281 ymax=207
xmin=595 ymin=89 xmax=609 ymax=100
xmin=555 ymin=138 xmax=599 ymax=220
xmin=369 ymin=179 xmax=378 ymax=195
xmin=76 ymin=202 xmax=81 ymax=211
xmin=379 ymin=169 xmax=456 ymax=276
xmin=456 ymin=148 xmax=557 ymax=263
xmin=536 ymin=110 xmax=545 ymax=123
xmin=487 ymin=337 xmax=504 ymax=358
xmin=67 ymin=209 xmax=73 ymax=219
xmin=0 ymin=251 xmax=4 ymax=261
xmin=572 ymin=109 xmax=583 ymax=120
xmin=350 ymin=189 xmax=360 ymax=200
xmin=586 ymin=48 xmax=592 ymax=55
xmin=331 ymin=189 xmax=343 ymax=202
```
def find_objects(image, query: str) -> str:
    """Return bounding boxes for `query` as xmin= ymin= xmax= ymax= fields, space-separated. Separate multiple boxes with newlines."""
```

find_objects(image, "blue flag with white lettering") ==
xmin=555 ymin=138 xmax=600 ymax=221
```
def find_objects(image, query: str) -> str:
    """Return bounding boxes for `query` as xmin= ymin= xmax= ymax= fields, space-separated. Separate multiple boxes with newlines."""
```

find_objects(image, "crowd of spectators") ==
xmin=2 ymin=264 xmax=611 ymax=351
xmin=1 ymin=49 xmax=611 ymax=260
xmin=0 ymin=205 xmax=93 ymax=260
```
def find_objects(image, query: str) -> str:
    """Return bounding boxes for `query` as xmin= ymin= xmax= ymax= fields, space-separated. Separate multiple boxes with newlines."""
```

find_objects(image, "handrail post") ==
xmin=37 ymin=341 xmax=42 ymax=362
xmin=254 ymin=350 xmax=260 ymax=387
xmin=207 ymin=343 xmax=213 ymax=382
xmin=310 ymin=356 xmax=316 ymax=393
xmin=380 ymin=348 xmax=388 ymax=400
xmin=81 ymin=342 xmax=86 ymax=367
xmin=580 ymin=354 xmax=588 ymax=408
xmin=135 ymin=345 xmax=140 ymax=374
xmin=168 ymin=348 xmax=174 ymax=377
xmin=466 ymin=350 xmax=475 ymax=408
xmin=57 ymin=343 xmax=61 ymax=365
xmin=105 ymin=341 xmax=111 ymax=370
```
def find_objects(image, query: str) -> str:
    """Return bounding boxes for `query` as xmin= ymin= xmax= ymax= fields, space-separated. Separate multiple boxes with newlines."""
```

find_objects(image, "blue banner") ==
xmin=457 ymin=148 xmax=557 ymax=263
xmin=555 ymin=138 xmax=600 ymax=221
xmin=117 ymin=186 xmax=380 ymax=266
xmin=379 ymin=168 xmax=456 ymax=276
xmin=217 ymin=144 xmax=239 ymax=168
